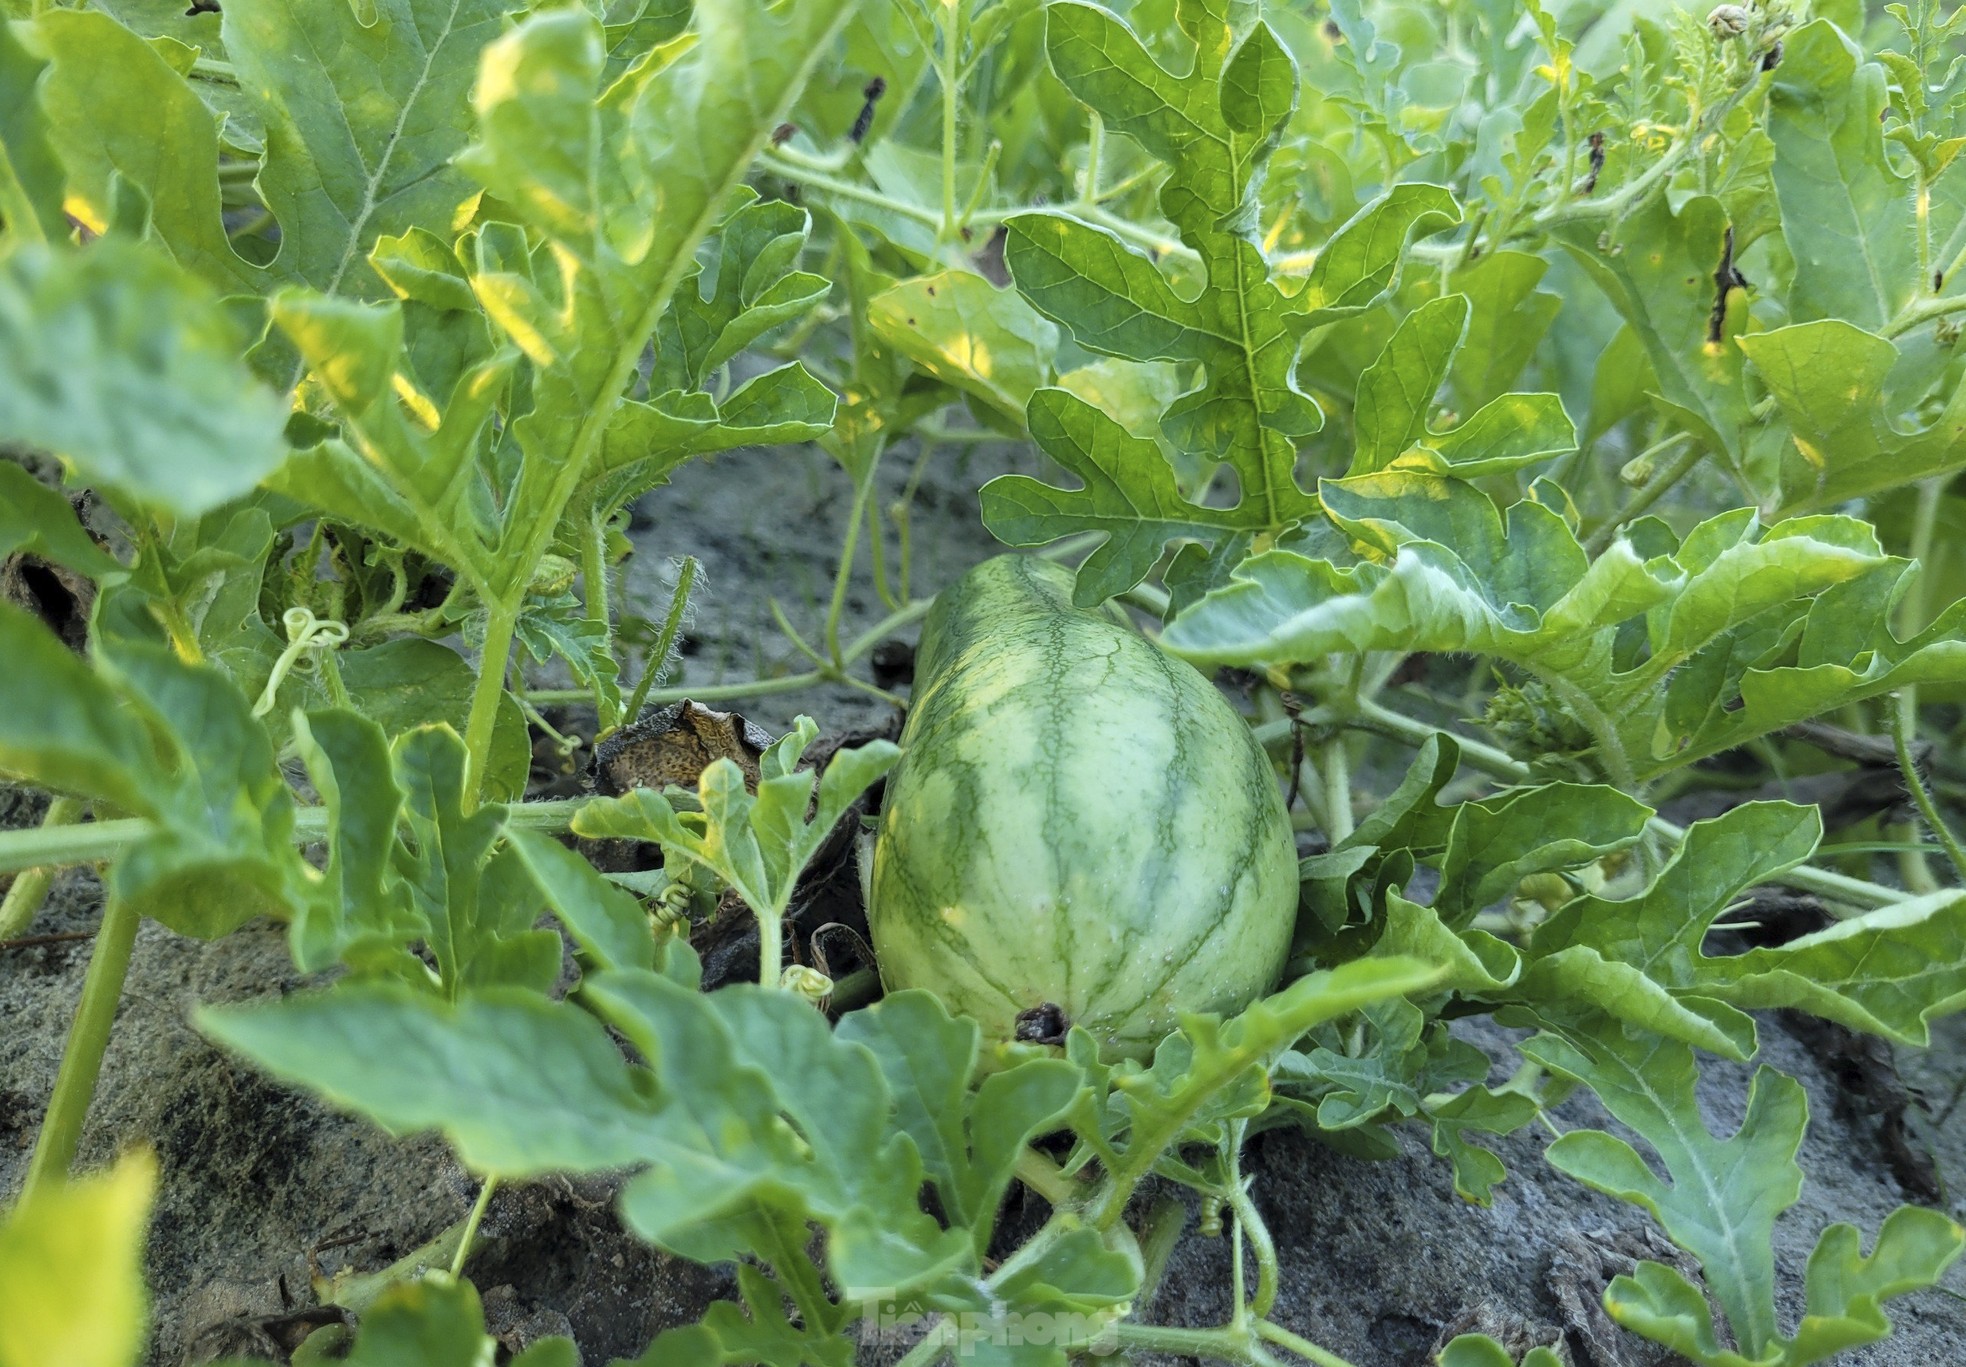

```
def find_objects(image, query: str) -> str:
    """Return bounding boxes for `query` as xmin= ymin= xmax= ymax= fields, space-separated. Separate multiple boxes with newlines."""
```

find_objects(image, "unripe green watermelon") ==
xmin=868 ymin=555 xmax=1298 ymax=1060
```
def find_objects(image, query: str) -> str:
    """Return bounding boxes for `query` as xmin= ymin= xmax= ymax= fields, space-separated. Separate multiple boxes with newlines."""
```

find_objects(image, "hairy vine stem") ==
xmin=619 ymin=557 xmax=702 ymax=727
xmin=1883 ymin=290 xmax=1966 ymax=340
xmin=526 ymin=595 xmax=933 ymax=709
xmin=1891 ymin=697 xmax=1966 ymax=882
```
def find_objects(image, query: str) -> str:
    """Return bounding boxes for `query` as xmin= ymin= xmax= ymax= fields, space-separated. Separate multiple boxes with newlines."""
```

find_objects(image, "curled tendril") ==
xmin=1198 ymin=1194 xmax=1225 ymax=1238
xmin=651 ymin=878 xmax=694 ymax=929
xmin=251 ymin=607 xmax=350 ymax=717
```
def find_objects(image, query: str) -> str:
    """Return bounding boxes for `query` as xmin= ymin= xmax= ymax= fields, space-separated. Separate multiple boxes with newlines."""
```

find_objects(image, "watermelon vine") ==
xmin=3 ymin=1 xmax=1966 ymax=1365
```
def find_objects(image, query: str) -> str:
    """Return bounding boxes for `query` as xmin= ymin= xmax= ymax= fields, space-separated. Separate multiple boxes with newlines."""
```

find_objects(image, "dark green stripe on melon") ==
xmin=869 ymin=555 xmax=1297 ymax=1061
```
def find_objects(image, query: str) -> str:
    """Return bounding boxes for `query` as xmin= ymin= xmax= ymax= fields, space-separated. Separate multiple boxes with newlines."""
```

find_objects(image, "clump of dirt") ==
xmin=4 ymin=442 xmax=1964 ymax=1366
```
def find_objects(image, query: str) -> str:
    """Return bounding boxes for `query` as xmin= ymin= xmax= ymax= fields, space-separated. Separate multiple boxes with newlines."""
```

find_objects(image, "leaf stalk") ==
xmin=582 ymin=512 xmax=616 ymax=727
xmin=1337 ymin=699 xmax=1910 ymax=913
xmin=22 ymin=893 xmax=141 ymax=1202
xmin=1584 ymin=435 xmax=1701 ymax=554
xmin=449 ymin=1176 xmax=498 ymax=1277
xmin=461 ymin=598 xmax=522 ymax=808
xmin=0 ymin=795 xmax=82 ymax=941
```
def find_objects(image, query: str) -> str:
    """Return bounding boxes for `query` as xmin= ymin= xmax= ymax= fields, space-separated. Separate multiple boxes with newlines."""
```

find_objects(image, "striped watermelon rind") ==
xmin=868 ymin=555 xmax=1298 ymax=1060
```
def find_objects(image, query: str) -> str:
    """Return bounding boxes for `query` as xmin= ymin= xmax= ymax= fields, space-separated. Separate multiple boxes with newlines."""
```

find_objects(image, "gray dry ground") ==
xmin=4 ymin=439 xmax=1966 ymax=1366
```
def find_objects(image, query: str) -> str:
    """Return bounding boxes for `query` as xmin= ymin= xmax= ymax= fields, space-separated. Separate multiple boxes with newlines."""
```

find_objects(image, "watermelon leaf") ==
xmin=1741 ymin=320 xmax=1966 ymax=513
xmin=1767 ymin=21 xmax=1920 ymax=333
xmin=1347 ymin=294 xmax=1575 ymax=480
xmin=0 ymin=1153 xmax=154 ymax=1367
xmin=0 ymin=241 xmax=290 ymax=516
xmin=1524 ymin=1019 xmax=1809 ymax=1357
xmin=1437 ymin=1334 xmax=1565 ymax=1367
xmin=572 ymin=716 xmax=898 ymax=984
xmin=868 ymin=269 xmax=1059 ymax=423
xmin=1161 ymin=473 xmax=1966 ymax=784
xmin=977 ymin=1 xmax=1320 ymax=602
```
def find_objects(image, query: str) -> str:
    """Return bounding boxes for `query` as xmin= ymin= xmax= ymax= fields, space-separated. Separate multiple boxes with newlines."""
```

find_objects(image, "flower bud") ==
xmin=1707 ymin=5 xmax=1751 ymax=37
xmin=529 ymin=553 xmax=578 ymax=596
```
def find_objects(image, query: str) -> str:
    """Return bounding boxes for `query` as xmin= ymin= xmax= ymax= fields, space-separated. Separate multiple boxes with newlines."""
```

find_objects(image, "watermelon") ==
xmin=868 ymin=555 xmax=1298 ymax=1060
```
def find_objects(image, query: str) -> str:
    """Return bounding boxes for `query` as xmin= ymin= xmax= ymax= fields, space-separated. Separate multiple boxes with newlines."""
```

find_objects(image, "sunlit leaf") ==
xmin=869 ymin=269 xmax=1057 ymax=422
xmin=0 ymin=1153 xmax=154 ymax=1367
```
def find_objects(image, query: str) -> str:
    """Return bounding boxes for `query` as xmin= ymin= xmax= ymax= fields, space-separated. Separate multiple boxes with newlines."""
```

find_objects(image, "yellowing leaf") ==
xmin=1740 ymin=320 xmax=1966 ymax=513
xmin=869 ymin=269 xmax=1057 ymax=421
xmin=0 ymin=1152 xmax=156 ymax=1367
